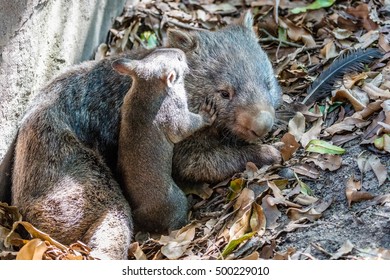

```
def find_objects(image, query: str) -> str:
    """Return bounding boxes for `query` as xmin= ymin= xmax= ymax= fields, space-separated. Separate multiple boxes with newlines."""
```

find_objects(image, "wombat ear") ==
xmin=112 ymin=58 xmax=137 ymax=75
xmin=166 ymin=70 xmax=177 ymax=88
xmin=167 ymin=29 xmax=198 ymax=52
xmin=238 ymin=10 xmax=254 ymax=30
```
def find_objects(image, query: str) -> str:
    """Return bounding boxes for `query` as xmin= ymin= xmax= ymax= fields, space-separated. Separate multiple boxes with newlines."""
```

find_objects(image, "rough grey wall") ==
xmin=0 ymin=0 xmax=126 ymax=160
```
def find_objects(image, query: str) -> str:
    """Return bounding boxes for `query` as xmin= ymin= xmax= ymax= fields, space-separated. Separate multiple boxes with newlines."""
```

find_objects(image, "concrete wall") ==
xmin=0 ymin=0 xmax=126 ymax=160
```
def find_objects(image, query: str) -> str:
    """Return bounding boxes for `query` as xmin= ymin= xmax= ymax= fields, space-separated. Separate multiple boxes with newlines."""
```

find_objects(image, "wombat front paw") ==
xmin=259 ymin=144 xmax=282 ymax=165
xmin=199 ymin=97 xmax=217 ymax=125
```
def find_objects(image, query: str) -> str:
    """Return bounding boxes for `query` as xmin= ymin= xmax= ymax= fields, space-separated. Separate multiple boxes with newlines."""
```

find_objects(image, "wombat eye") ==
xmin=219 ymin=90 xmax=230 ymax=99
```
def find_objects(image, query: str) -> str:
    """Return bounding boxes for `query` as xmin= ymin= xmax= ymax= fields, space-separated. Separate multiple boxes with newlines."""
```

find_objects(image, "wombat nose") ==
xmin=251 ymin=111 xmax=274 ymax=137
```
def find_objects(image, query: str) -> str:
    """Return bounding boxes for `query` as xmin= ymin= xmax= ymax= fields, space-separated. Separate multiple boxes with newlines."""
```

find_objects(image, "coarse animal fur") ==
xmin=113 ymin=48 xmax=216 ymax=233
xmin=0 ymin=12 xmax=281 ymax=259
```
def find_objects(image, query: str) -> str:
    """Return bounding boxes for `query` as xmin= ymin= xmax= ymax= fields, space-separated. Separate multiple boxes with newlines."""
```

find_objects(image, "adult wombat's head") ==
xmin=112 ymin=48 xmax=188 ymax=89
xmin=167 ymin=12 xmax=281 ymax=142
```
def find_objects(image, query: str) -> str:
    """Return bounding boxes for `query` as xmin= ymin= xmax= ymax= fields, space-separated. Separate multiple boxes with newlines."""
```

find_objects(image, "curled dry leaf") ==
xmin=330 ymin=240 xmax=354 ymax=260
xmin=357 ymin=152 xmax=388 ymax=186
xmin=291 ymin=164 xmax=320 ymax=179
xmin=288 ymin=112 xmax=306 ymax=141
xmin=160 ymin=223 xmax=196 ymax=260
xmin=262 ymin=195 xmax=281 ymax=230
xmin=229 ymin=208 xmax=251 ymax=241
xmin=129 ymin=242 xmax=147 ymax=260
xmin=250 ymin=203 xmax=266 ymax=237
xmin=268 ymin=181 xmax=302 ymax=208
xmin=293 ymin=194 xmax=319 ymax=205
xmin=300 ymin=117 xmax=323 ymax=148
xmin=362 ymin=83 xmax=390 ymax=99
xmin=16 ymin=239 xmax=49 ymax=260
xmin=343 ymin=72 xmax=369 ymax=89
xmin=304 ymin=154 xmax=342 ymax=171
xmin=345 ymin=176 xmax=374 ymax=207
xmin=288 ymin=199 xmax=332 ymax=221
xmin=332 ymin=88 xmax=368 ymax=111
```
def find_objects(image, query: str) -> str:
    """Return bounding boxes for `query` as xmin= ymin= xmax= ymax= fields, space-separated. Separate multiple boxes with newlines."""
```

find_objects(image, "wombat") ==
xmin=0 ymin=12 xmax=281 ymax=259
xmin=113 ymin=48 xmax=216 ymax=232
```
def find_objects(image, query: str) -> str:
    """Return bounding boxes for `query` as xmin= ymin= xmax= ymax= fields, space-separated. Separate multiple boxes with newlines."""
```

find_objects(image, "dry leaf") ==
xmin=129 ymin=242 xmax=147 ymax=260
xmin=330 ymin=240 xmax=354 ymax=259
xmin=229 ymin=208 xmax=251 ymax=240
xmin=345 ymin=176 xmax=374 ymax=207
xmin=357 ymin=152 xmax=388 ymax=186
xmin=280 ymin=132 xmax=300 ymax=161
xmin=16 ymin=239 xmax=48 ymax=260
xmin=332 ymin=88 xmax=368 ymax=111
xmin=293 ymin=194 xmax=319 ymax=205
xmin=288 ymin=112 xmax=306 ymax=141
xmin=301 ymin=117 xmax=323 ymax=148
xmin=304 ymin=154 xmax=342 ymax=171
xmin=250 ymin=203 xmax=266 ymax=236
xmin=262 ymin=195 xmax=281 ymax=230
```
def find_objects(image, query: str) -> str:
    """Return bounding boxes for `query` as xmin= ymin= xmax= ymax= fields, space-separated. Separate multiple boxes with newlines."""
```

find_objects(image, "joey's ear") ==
xmin=167 ymin=29 xmax=198 ymax=52
xmin=111 ymin=59 xmax=138 ymax=76
xmin=237 ymin=10 xmax=254 ymax=31
xmin=166 ymin=70 xmax=177 ymax=88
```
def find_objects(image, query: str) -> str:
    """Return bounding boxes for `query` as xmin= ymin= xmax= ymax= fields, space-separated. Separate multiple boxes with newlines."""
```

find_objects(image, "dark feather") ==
xmin=303 ymin=48 xmax=382 ymax=105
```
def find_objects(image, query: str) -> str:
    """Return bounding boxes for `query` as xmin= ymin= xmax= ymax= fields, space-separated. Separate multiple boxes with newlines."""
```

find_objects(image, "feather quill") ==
xmin=303 ymin=48 xmax=382 ymax=105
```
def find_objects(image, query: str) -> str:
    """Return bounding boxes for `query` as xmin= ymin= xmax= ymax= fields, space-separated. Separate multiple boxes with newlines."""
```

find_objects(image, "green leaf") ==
xmin=278 ymin=27 xmax=287 ymax=42
xmin=220 ymin=232 xmax=256 ymax=258
xmin=305 ymin=139 xmax=346 ymax=155
xmin=294 ymin=173 xmax=313 ymax=196
xmin=291 ymin=0 xmax=335 ymax=14
xmin=327 ymin=102 xmax=343 ymax=113
xmin=227 ymin=178 xmax=245 ymax=201
xmin=140 ymin=31 xmax=158 ymax=49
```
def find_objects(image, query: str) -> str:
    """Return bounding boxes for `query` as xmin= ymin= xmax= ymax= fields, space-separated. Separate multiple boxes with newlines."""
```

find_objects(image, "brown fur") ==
xmin=0 ymin=12 xmax=281 ymax=259
xmin=114 ymin=48 xmax=216 ymax=232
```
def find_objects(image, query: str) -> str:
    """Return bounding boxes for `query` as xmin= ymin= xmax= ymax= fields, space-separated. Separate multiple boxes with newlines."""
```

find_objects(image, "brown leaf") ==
xmin=330 ymin=240 xmax=354 ymax=260
xmin=16 ymin=239 xmax=48 ymax=260
xmin=291 ymin=164 xmax=320 ymax=179
xmin=288 ymin=112 xmax=306 ymax=141
xmin=345 ymin=177 xmax=374 ymax=207
xmin=261 ymin=195 xmax=281 ymax=230
xmin=280 ymin=132 xmax=300 ymax=162
xmin=332 ymin=88 xmax=368 ymax=111
xmin=279 ymin=18 xmax=316 ymax=47
xmin=129 ymin=242 xmax=147 ymax=260
xmin=250 ymin=203 xmax=266 ymax=236
xmin=362 ymin=83 xmax=390 ymax=100
xmin=300 ymin=116 xmax=323 ymax=148
xmin=320 ymin=41 xmax=338 ymax=60
xmin=347 ymin=4 xmax=379 ymax=31
xmin=293 ymin=194 xmax=319 ymax=206
xmin=368 ymin=155 xmax=388 ymax=186
xmin=286 ymin=207 xmax=322 ymax=222
xmin=357 ymin=152 xmax=388 ymax=186
xmin=304 ymin=154 xmax=342 ymax=171
xmin=229 ymin=208 xmax=251 ymax=240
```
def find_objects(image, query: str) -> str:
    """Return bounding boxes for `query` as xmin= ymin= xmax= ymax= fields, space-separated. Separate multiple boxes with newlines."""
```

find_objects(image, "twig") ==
xmin=166 ymin=20 xmax=206 ymax=31
xmin=259 ymin=29 xmax=303 ymax=48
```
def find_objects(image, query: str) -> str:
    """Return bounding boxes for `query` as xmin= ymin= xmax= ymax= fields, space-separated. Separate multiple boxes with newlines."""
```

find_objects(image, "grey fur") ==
xmin=0 ymin=12 xmax=281 ymax=259
xmin=114 ymin=48 xmax=216 ymax=232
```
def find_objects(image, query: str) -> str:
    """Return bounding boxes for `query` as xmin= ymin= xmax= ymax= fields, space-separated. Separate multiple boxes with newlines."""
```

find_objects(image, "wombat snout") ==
xmin=234 ymin=107 xmax=275 ymax=141
xmin=251 ymin=111 xmax=274 ymax=138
